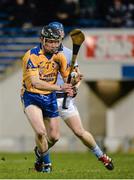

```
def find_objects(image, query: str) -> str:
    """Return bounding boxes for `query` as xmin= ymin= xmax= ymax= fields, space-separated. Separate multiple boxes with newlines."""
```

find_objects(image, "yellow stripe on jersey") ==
xmin=22 ymin=45 xmax=69 ymax=95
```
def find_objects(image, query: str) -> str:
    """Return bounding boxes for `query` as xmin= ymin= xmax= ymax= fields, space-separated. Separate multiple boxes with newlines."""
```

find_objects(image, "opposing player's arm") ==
xmin=71 ymin=66 xmax=83 ymax=87
xmin=69 ymin=66 xmax=84 ymax=97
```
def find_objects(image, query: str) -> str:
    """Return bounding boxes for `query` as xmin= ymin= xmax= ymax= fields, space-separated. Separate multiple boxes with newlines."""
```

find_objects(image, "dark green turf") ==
xmin=0 ymin=152 xmax=134 ymax=179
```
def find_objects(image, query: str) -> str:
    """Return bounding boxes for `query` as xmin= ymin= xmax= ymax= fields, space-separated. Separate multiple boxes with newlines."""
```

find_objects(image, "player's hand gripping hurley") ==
xmin=62 ymin=29 xmax=85 ymax=109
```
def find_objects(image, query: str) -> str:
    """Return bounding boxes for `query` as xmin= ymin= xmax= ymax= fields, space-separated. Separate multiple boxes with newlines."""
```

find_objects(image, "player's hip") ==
xmin=56 ymin=95 xmax=79 ymax=120
xmin=21 ymin=90 xmax=59 ymax=118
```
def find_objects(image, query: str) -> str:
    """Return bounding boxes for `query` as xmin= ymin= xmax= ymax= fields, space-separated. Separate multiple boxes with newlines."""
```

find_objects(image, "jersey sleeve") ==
xmin=54 ymin=53 xmax=70 ymax=78
xmin=22 ymin=50 xmax=39 ymax=78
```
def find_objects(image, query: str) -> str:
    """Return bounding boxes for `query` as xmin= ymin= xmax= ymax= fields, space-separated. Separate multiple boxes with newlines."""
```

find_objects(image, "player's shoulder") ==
xmin=54 ymin=51 xmax=65 ymax=59
xmin=63 ymin=46 xmax=72 ymax=54
xmin=29 ymin=45 xmax=41 ymax=56
xmin=53 ymin=51 xmax=67 ymax=64
xmin=23 ymin=46 xmax=39 ymax=56
xmin=22 ymin=46 xmax=40 ymax=62
xmin=62 ymin=46 xmax=73 ymax=60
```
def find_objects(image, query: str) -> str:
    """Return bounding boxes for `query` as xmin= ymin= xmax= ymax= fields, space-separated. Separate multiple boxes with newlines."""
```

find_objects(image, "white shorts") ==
xmin=57 ymin=97 xmax=79 ymax=120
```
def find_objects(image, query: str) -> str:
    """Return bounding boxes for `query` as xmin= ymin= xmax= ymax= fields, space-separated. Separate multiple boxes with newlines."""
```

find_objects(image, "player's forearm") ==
xmin=30 ymin=76 xmax=73 ymax=95
xmin=34 ymin=81 xmax=61 ymax=91
xmin=31 ymin=77 xmax=61 ymax=91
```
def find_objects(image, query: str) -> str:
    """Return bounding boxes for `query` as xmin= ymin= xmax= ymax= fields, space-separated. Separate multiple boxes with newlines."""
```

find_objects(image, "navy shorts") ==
xmin=21 ymin=91 xmax=59 ymax=118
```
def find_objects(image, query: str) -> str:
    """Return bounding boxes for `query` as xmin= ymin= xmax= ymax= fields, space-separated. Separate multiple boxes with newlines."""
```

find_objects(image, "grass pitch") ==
xmin=0 ymin=152 xmax=134 ymax=179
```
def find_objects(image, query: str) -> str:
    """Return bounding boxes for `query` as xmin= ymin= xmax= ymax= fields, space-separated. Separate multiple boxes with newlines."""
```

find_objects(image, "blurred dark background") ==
xmin=1 ymin=0 xmax=134 ymax=35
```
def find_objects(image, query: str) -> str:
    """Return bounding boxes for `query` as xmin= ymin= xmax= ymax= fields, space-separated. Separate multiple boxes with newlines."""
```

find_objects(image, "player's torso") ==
xmin=38 ymin=54 xmax=59 ymax=83
xmin=22 ymin=46 xmax=60 ymax=95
